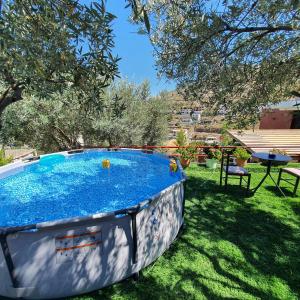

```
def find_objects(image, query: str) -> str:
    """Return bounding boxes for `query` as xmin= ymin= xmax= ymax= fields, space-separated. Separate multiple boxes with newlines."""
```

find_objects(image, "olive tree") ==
xmin=0 ymin=0 xmax=119 ymax=116
xmin=87 ymin=80 xmax=170 ymax=147
xmin=0 ymin=80 xmax=170 ymax=151
xmin=136 ymin=0 xmax=300 ymax=127
xmin=0 ymin=90 xmax=90 ymax=151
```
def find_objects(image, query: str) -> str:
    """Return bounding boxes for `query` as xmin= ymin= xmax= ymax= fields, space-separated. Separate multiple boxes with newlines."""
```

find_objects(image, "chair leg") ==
xmin=277 ymin=169 xmax=283 ymax=186
xmin=220 ymin=168 xmax=223 ymax=186
xmin=239 ymin=176 xmax=242 ymax=187
xmin=293 ymin=177 xmax=300 ymax=197
xmin=220 ymin=170 xmax=223 ymax=186
xmin=220 ymin=152 xmax=224 ymax=186
xmin=247 ymin=174 xmax=251 ymax=193
xmin=224 ymin=173 xmax=228 ymax=189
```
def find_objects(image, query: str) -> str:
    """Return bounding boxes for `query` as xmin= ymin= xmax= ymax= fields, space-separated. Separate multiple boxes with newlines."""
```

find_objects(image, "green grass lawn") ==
xmin=74 ymin=163 xmax=300 ymax=300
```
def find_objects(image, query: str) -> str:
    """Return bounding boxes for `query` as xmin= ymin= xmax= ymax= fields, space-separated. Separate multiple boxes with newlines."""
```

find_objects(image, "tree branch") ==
xmin=0 ymin=84 xmax=25 ymax=115
xmin=225 ymin=24 xmax=298 ymax=33
xmin=52 ymin=125 xmax=73 ymax=148
xmin=0 ymin=87 xmax=12 ymax=103
xmin=236 ymin=0 xmax=259 ymax=28
xmin=224 ymin=30 xmax=270 ymax=59
xmin=291 ymin=91 xmax=300 ymax=98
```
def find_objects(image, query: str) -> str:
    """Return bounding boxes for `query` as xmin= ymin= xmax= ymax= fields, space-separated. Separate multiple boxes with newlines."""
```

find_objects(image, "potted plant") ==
xmin=233 ymin=147 xmax=251 ymax=167
xmin=175 ymin=129 xmax=195 ymax=168
xmin=192 ymin=141 xmax=206 ymax=163
xmin=204 ymin=147 xmax=222 ymax=169
xmin=177 ymin=146 xmax=197 ymax=168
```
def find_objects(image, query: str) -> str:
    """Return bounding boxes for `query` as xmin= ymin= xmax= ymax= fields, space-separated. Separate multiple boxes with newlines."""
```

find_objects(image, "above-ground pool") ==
xmin=0 ymin=149 xmax=186 ymax=299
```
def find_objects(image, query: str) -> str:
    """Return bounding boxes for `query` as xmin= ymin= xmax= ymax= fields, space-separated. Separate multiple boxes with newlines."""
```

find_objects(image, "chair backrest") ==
xmin=220 ymin=148 xmax=236 ymax=184
xmin=221 ymin=148 xmax=235 ymax=168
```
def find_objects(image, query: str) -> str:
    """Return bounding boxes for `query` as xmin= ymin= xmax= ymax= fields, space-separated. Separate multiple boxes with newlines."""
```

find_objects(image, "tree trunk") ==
xmin=108 ymin=136 xmax=112 ymax=147
xmin=0 ymin=85 xmax=24 ymax=116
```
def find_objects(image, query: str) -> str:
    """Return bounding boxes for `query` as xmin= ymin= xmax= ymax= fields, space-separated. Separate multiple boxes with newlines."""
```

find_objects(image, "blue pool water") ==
xmin=0 ymin=150 xmax=183 ymax=227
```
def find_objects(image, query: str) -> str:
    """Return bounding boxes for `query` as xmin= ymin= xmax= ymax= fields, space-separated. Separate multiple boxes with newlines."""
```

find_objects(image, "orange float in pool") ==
xmin=102 ymin=159 xmax=111 ymax=169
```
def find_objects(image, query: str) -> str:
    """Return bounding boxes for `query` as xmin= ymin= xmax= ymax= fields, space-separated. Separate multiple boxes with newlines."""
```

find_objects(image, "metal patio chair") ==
xmin=220 ymin=149 xmax=251 ymax=192
xmin=277 ymin=168 xmax=300 ymax=197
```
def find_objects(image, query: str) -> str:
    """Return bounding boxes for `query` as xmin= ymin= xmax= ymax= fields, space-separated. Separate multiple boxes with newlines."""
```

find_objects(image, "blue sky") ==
xmin=105 ymin=1 xmax=176 ymax=95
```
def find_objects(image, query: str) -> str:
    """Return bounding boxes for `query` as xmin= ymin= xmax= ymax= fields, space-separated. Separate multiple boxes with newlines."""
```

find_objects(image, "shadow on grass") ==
xmin=289 ymin=200 xmax=300 ymax=215
xmin=265 ymin=185 xmax=295 ymax=198
xmin=183 ymin=174 xmax=300 ymax=297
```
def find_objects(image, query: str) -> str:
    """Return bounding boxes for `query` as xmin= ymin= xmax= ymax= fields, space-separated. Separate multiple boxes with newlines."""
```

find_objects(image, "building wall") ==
xmin=259 ymin=109 xmax=294 ymax=129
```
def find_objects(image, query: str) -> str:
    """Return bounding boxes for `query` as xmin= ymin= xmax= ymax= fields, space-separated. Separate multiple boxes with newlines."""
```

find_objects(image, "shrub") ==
xmin=0 ymin=150 xmax=13 ymax=166
xmin=176 ymin=130 xmax=198 ymax=162
xmin=220 ymin=133 xmax=234 ymax=146
xmin=204 ymin=147 xmax=222 ymax=161
xmin=177 ymin=146 xmax=198 ymax=161
xmin=176 ymin=129 xmax=188 ymax=147
xmin=270 ymin=148 xmax=287 ymax=155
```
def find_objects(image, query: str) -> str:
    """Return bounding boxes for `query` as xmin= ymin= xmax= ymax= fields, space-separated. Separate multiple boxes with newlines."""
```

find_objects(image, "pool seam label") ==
xmin=55 ymin=229 xmax=102 ymax=263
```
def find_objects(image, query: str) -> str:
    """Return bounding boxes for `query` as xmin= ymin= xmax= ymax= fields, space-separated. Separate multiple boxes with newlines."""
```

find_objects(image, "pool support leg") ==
xmin=0 ymin=224 xmax=37 ymax=290
xmin=127 ymin=208 xmax=139 ymax=265
xmin=182 ymin=180 xmax=187 ymax=219
xmin=132 ymin=272 xmax=140 ymax=281
xmin=0 ymin=233 xmax=19 ymax=288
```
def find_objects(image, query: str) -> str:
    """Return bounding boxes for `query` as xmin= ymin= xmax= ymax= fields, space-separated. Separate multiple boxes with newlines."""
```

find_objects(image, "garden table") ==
xmin=252 ymin=152 xmax=292 ymax=196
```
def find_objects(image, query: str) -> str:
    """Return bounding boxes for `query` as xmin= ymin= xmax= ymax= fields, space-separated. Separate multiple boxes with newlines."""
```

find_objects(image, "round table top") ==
xmin=252 ymin=152 xmax=292 ymax=162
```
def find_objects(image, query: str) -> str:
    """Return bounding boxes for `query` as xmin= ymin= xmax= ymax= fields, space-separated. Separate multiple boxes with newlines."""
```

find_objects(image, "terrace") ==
xmin=75 ymin=162 xmax=300 ymax=300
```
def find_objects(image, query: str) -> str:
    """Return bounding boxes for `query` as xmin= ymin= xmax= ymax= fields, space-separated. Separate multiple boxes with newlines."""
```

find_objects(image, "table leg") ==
xmin=252 ymin=161 xmax=286 ymax=197
xmin=252 ymin=161 xmax=271 ymax=193
xmin=268 ymin=173 xmax=286 ymax=197
xmin=252 ymin=172 xmax=269 ymax=193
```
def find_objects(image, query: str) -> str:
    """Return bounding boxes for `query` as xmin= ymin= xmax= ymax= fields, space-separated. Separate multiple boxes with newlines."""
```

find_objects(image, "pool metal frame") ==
xmin=0 ymin=148 xmax=186 ymax=299
xmin=0 ymin=206 xmax=142 ymax=290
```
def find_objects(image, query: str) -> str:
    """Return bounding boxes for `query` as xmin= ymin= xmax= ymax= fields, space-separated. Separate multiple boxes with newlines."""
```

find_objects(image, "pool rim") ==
xmin=0 ymin=148 xmax=186 ymax=234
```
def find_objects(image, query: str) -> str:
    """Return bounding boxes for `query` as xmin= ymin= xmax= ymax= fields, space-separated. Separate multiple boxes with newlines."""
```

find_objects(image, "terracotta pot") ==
xmin=197 ymin=155 xmax=206 ymax=163
xmin=180 ymin=158 xmax=191 ymax=168
xmin=236 ymin=158 xmax=247 ymax=167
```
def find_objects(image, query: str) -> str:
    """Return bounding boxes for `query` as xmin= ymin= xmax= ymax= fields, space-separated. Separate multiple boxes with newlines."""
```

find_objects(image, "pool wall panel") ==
xmin=2 ymin=215 xmax=133 ymax=299
xmin=135 ymin=182 xmax=184 ymax=270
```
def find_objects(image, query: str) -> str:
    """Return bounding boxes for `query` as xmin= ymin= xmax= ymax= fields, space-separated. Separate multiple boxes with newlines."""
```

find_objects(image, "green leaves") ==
xmin=126 ymin=0 xmax=151 ymax=33
xmin=0 ymin=80 xmax=170 ymax=151
xmin=0 ymin=0 xmax=118 ymax=115
xmin=90 ymin=80 xmax=169 ymax=147
xmin=0 ymin=149 xmax=13 ymax=166
xmin=143 ymin=6 xmax=150 ymax=33
xmin=143 ymin=0 xmax=300 ymax=128
xmin=176 ymin=129 xmax=188 ymax=147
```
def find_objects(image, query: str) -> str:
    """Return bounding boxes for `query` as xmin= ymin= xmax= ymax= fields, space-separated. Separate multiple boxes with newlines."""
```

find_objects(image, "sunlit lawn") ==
xmin=74 ymin=162 xmax=300 ymax=300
